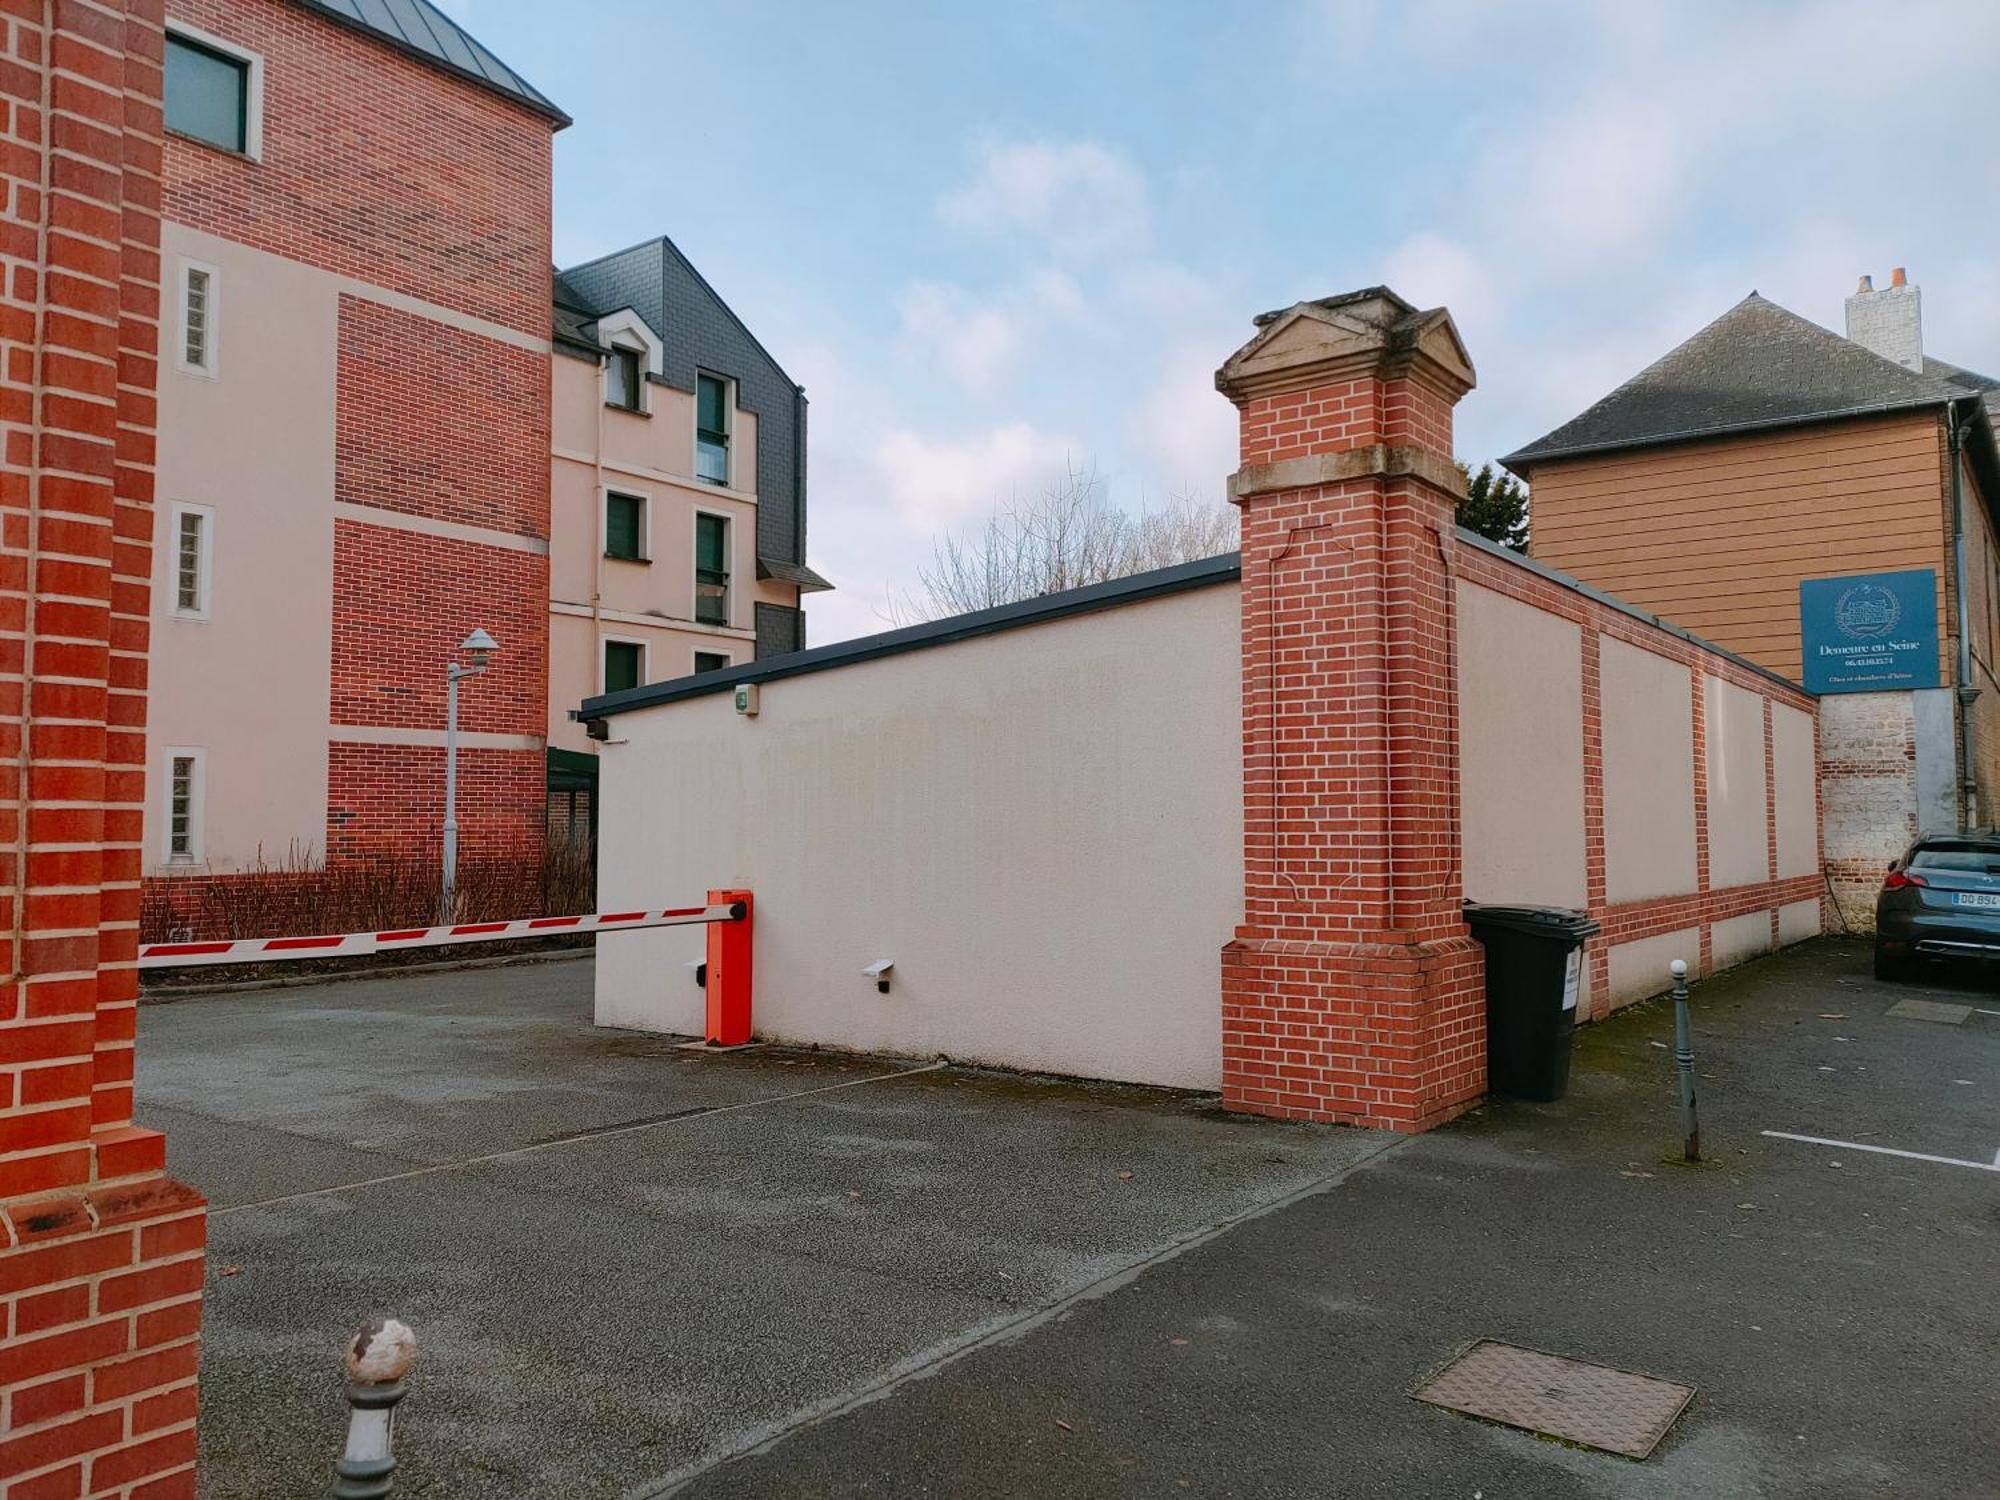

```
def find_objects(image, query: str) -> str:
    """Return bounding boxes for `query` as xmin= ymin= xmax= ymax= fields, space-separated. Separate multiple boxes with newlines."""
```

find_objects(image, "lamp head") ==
xmin=460 ymin=628 xmax=499 ymax=667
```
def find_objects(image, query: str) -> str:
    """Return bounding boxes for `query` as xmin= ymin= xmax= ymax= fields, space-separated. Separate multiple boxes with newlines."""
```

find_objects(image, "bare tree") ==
xmin=892 ymin=461 xmax=1237 ymax=623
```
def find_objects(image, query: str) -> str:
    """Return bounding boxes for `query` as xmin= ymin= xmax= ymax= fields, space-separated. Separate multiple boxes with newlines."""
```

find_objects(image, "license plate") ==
xmin=1955 ymin=892 xmax=2000 ymax=909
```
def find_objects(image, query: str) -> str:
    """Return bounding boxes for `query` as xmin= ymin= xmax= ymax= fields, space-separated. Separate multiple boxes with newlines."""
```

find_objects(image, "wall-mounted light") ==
xmin=863 ymin=959 xmax=893 ymax=994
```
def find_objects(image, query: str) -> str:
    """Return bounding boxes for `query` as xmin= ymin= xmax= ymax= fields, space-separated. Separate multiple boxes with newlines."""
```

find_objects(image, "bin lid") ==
xmin=1462 ymin=902 xmax=1602 ymax=941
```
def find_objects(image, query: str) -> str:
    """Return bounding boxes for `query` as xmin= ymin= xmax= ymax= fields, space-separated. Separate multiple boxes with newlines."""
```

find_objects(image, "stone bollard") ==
xmin=330 ymin=1318 xmax=418 ymax=1498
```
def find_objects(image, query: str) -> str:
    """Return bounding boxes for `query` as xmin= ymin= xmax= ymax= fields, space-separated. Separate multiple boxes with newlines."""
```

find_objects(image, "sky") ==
xmin=441 ymin=0 xmax=2000 ymax=644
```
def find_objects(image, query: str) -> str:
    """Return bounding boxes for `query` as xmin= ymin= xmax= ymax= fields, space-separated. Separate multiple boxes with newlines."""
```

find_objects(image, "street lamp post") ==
xmin=442 ymin=628 xmax=500 ymax=922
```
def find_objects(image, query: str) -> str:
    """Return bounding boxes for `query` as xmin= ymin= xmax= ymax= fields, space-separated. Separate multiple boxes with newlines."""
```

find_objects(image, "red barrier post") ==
xmin=706 ymin=889 xmax=754 ymax=1045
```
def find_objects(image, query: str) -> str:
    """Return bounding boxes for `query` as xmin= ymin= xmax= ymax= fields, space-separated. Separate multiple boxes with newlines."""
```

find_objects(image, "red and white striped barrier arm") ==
xmin=137 ymin=901 xmax=746 ymax=970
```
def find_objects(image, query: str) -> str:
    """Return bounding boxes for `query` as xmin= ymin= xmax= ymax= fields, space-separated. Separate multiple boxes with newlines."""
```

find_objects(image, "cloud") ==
xmin=895 ymin=282 xmax=1026 ymax=395
xmin=875 ymin=422 xmax=1080 ymax=531
xmin=1384 ymin=233 xmax=1502 ymax=331
xmin=937 ymin=139 xmax=1150 ymax=260
xmin=1127 ymin=344 xmax=1239 ymax=501
xmin=893 ymin=269 xmax=1097 ymax=395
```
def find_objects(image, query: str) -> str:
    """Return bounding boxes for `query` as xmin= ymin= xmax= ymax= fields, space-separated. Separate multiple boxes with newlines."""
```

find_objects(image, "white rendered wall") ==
xmin=594 ymin=581 xmax=1242 ymax=1090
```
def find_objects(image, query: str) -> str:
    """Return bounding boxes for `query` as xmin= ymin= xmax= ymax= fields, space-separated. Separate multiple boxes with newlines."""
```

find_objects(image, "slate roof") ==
xmin=1504 ymin=293 xmax=1998 ymax=473
xmin=551 ymin=271 xmax=600 ymax=355
xmin=290 ymin=0 xmax=568 ymax=125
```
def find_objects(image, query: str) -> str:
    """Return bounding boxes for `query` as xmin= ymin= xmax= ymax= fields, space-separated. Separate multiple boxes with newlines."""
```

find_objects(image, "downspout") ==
xmin=1948 ymin=404 xmax=1978 ymax=831
xmin=592 ymin=361 xmax=606 ymax=671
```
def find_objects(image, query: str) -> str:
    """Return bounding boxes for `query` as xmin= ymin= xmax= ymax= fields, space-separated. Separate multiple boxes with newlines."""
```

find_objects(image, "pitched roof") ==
xmin=289 ymin=0 xmax=568 ymax=126
xmin=1503 ymin=293 xmax=1992 ymax=472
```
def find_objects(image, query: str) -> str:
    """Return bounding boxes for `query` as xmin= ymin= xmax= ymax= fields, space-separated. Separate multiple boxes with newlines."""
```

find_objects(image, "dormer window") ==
xmin=606 ymin=345 xmax=643 ymax=412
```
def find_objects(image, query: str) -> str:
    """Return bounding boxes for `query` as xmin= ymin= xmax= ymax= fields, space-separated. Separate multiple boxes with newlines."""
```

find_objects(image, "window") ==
xmin=696 ymin=373 xmax=732 ymax=484
xmin=603 ymin=639 xmax=644 ymax=695
xmin=164 ymin=750 xmax=204 ymax=863
xmin=694 ymin=512 xmax=730 ymax=626
xmin=604 ymin=491 xmax=646 ymax=561
xmin=693 ymin=651 xmax=731 ymax=676
xmin=166 ymin=31 xmax=251 ymax=154
xmin=178 ymin=261 xmax=217 ymax=376
xmin=169 ymin=502 xmax=212 ymax=619
xmin=606 ymin=345 xmax=643 ymax=412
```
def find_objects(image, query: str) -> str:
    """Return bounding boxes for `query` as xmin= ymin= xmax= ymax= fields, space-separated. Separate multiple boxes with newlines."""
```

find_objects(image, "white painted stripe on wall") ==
xmin=548 ymin=599 xmax=754 ymax=639
xmin=552 ymin=447 xmax=759 ymax=507
xmin=163 ymin=222 xmax=550 ymax=353
xmin=333 ymin=502 xmax=548 ymax=556
xmin=328 ymin=726 xmax=545 ymax=751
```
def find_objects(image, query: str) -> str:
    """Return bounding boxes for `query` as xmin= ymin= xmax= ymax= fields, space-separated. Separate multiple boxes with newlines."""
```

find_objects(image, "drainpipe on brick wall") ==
xmin=1949 ymin=406 xmax=1978 ymax=831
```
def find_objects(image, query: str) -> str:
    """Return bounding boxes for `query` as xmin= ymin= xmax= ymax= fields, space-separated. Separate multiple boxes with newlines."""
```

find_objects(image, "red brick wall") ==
xmin=329 ymin=521 xmax=547 ymax=736
xmin=162 ymin=0 xmax=553 ymax=337
xmin=3 ymin=3 xmax=205 ymax=1493
xmin=327 ymin=742 xmax=542 ymax=863
xmin=335 ymin=295 xmax=548 ymax=537
xmin=1456 ymin=541 xmax=1823 ymax=1014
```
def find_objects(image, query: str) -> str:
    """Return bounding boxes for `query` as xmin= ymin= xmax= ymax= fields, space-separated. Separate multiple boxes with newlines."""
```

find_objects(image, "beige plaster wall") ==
xmin=550 ymin=355 xmax=788 ymax=750
xmin=594 ymin=581 xmax=1242 ymax=1090
xmin=1705 ymin=675 xmax=1772 ymax=889
xmin=1771 ymin=702 xmax=1818 ymax=879
xmin=152 ymin=226 xmax=336 ymax=872
xmin=1458 ymin=580 xmax=1587 ymax=907
xmin=1601 ymin=636 xmax=1697 ymax=904
xmin=1607 ymin=926 xmax=1701 ymax=1008
xmin=1711 ymin=910 xmax=1774 ymax=969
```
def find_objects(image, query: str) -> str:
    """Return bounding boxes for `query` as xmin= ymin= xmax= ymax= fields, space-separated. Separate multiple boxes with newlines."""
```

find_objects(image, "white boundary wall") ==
xmin=594 ymin=580 xmax=1241 ymax=1089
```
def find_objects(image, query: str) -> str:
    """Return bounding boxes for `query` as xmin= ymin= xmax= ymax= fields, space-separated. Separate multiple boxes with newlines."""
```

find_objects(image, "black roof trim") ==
xmin=287 ymin=0 xmax=569 ymax=126
xmin=1457 ymin=529 xmax=1810 ymax=698
xmin=578 ymin=552 xmax=1242 ymax=722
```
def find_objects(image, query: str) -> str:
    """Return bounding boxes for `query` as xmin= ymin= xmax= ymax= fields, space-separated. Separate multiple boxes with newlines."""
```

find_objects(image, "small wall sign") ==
xmin=1799 ymin=569 xmax=1941 ymax=694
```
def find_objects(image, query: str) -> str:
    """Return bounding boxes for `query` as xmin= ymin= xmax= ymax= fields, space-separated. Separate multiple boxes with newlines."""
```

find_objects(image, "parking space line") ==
xmin=1761 ymin=1130 xmax=2000 ymax=1174
xmin=211 ymin=1059 xmax=948 ymax=1217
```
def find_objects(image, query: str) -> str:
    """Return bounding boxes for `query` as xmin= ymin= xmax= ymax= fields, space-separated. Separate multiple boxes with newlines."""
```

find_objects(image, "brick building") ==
xmin=1505 ymin=271 xmax=2000 ymax=926
xmin=146 ymin=0 xmax=565 ymax=914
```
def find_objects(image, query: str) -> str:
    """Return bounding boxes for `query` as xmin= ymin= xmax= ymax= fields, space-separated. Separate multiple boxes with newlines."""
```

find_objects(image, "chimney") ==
xmin=1845 ymin=267 xmax=1923 ymax=372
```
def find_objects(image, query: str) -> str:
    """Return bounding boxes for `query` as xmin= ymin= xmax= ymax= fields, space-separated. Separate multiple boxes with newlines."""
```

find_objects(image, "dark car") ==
xmin=1874 ymin=833 xmax=2000 ymax=980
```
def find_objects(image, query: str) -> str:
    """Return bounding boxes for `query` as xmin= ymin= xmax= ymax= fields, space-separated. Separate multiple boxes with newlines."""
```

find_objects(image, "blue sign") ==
xmin=1799 ymin=569 xmax=1940 ymax=694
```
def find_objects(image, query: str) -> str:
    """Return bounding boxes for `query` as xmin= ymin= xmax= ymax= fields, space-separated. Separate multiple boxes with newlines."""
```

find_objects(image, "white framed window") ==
xmin=605 ymin=343 xmax=645 ymax=413
xmin=176 ymin=259 xmax=219 ymax=377
xmin=602 ymin=636 xmax=647 ymax=695
xmin=693 ymin=509 xmax=731 ymax=627
xmin=693 ymin=649 xmax=731 ymax=677
xmin=162 ymin=748 xmax=206 ymax=864
xmin=595 ymin=309 xmax=662 ymax=415
xmin=168 ymin=501 xmax=213 ymax=620
xmin=603 ymin=488 xmax=647 ymax=561
xmin=695 ymin=372 xmax=734 ymax=485
xmin=164 ymin=21 xmax=264 ymax=160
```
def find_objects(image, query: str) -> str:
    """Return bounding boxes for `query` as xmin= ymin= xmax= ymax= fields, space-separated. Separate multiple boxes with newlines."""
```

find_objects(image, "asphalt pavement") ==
xmin=136 ymin=938 xmax=1998 ymax=1498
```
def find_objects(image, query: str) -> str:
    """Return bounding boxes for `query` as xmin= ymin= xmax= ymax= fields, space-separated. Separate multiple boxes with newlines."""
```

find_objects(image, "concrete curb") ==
xmin=138 ymin=942 xmax=592 ymax=1003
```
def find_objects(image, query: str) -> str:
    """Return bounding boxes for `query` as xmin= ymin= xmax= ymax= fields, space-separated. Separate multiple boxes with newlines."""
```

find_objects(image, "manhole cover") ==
xmin=1885 ymin=998 xmax=1970 ymax=1025
xmin=1413 ymin=1340 xmax=1694 ymax=1459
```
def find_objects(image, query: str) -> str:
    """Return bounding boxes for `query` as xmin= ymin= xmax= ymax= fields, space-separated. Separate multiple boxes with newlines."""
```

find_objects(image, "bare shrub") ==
xmin=141 ymin=836 xmax=596 ymax=946
xmin=892 ymin=461 xmax=1237 ymax=623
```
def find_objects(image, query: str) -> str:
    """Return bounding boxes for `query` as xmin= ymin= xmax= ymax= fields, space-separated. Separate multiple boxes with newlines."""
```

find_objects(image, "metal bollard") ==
xmin=330 ymin=1318 xmax=417 ymax=1499
xmin=1670 ymin=959 xmax=1700 ymax=1163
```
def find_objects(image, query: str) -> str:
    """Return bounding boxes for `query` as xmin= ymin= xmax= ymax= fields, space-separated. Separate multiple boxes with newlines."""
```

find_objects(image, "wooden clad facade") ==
xmin=1526 ymin=412 xmax=1952 ymax=685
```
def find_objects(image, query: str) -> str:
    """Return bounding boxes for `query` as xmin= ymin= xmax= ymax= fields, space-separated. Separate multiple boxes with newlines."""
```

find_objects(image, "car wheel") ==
xmin=1873 ymin=947 xmax=1912 ymax=982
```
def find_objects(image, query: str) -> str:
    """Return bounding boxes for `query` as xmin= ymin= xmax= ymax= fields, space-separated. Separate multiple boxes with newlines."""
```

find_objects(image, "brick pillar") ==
xmin=1 ymin=4 xmax=207 ymax=1496
xmin=1215 ymin=288 xmax=1485 ymax=1132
